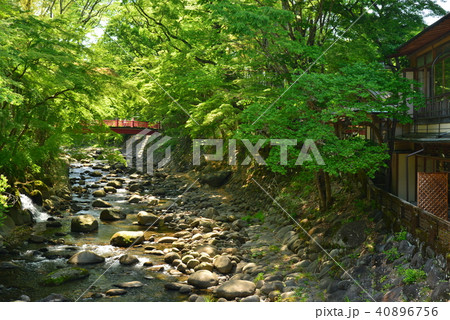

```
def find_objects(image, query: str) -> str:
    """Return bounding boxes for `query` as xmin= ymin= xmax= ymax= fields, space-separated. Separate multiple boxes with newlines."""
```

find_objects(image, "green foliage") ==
xmin=384 ymin=247 xmax=401 ymax=262
xmin=397 ymin=268 xmax=427 ymax=284
xmin=242 ymin=211 xmax=265 ymax=224
xmin=0 ymin=0 xmax=121 ymax=180
xmin=394 ymin=230 xmax=408 ymax=242
xmin=0 ymin=174 xmax=10 ymax=225
xmin=254 ymin=272 xmax=265 ymax=283
xmin=1 ymin=0 xmax=446 ymax=194
xmin=268 ymin=245 xmax=280 ymax=253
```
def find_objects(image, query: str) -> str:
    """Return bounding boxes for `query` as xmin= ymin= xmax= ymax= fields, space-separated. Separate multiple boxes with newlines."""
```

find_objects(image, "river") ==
xmin=0 ymin=159 xmax=185 ymax=301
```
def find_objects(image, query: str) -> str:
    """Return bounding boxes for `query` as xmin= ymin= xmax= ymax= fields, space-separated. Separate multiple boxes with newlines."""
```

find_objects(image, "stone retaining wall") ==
xmin=367 ymin=180 xmax=450 ymax=265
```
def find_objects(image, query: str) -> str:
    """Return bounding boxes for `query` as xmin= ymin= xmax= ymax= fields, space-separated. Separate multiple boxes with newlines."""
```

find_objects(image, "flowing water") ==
xmin=0 ymin=160 xmax=185 ymax=302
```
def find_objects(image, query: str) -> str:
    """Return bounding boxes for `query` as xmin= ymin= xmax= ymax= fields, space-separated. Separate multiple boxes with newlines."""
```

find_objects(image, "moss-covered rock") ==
xmin=71 ymin=214 xmax=98 ymax=232
xmin=31 ymin=180 xmax=50 ymax=199
xmin=30 ymin=190 xmax=43 ymax=206
xmin=110 ymin=231 xmax=144 ymax=247
xmin=41 ymin=267 xmax=89 ymax=286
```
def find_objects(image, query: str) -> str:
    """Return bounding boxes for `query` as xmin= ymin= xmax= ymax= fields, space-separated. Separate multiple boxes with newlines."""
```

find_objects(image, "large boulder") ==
xmin=92 ymin=199 xmax=112 ymax=208
xmin=40 ymin=267 xmax=89 ymax=286
xmin=68 ymin=251 xmax=105 ymax=265
xmin=110 ymin=231 xmax=144 ymax=247
xmin=0 ymin=215 xmax=16 ymax=236
xmin=71 ymin=215 xmax=98 ymax=233
xmin=7 ymin=204 xmax=33 ymax=227
xmin=137 ymin=211 xmax=159 ymax=226
xmin=213 ymin=256 xmax=233 ymax=274
xmin=214 ymin=280 xmax=256 ymax=299
xmin=199 ymin=171 xmax=232 ymax=187
xmin=187 ymin=270 xmax=218 ymax=289
xmin=100 ymin=208 xmax=126 ymax=221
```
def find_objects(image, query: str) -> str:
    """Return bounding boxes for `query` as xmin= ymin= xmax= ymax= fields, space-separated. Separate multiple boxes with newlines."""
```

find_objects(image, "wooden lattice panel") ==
xmin=417 ymin=172 xmax=448 ymax=220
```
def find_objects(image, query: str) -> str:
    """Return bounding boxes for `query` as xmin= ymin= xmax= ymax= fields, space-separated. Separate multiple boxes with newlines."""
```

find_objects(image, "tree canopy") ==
xmin=0 ymin=0 xmax=446 ymax=207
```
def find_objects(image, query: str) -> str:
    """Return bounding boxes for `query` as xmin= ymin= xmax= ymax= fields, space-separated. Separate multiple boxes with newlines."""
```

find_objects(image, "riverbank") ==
xmin=0 ymin=147 xmax=448 ymax=302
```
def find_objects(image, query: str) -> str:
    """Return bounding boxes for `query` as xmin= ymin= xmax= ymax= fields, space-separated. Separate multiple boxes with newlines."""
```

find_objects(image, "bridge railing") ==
xmin=103 ymin=120 xmax=161 ymax=129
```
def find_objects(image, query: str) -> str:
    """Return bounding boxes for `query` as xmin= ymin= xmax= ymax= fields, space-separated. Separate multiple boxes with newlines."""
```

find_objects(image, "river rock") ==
xmin=195 ymin=245 xmax=217 ymax=256
xmin=106 ymin=288 xmax=127 ymax=296
xmin=128 ymin=183 xmax=142 ymax=192
xmin=71 ymin=215 xmax=98 ymax=232
xmin=110 ymin=231 xmax=144 ymax=247
xmin=41 ymin=267 xmax=89 ymax=286
xmin=115 ymin=281 xmax=144 ymax=288
xmin=333 ymin=221 xmax=367 ymax=248
xmin=213 ymin=256 xmax=233 ymax=274
xmin=46 ymin=220 xmax=62 ymax=228
xmin=137 ymin=211 xmax=159 ymax=226
xmin=128 ymin=195 xmax=142 ymax=204
xmin=194 ymin=262 xmax=214 ymax=272
xmin=157 ymin=236 xmax=178 ymax=244
xmin=187 ymin=270 xmax=218 ymax=289
xmin=103 ymin=186 xmax=117 ymax=193
xmin=187 ymin=259 xmax=200 ymax=269
xmin=240 ymin=295 xmax=260 ymax=302
xmin=68 ymin=251 xmax=105 ymax=265
xmin=260 ymin=281 xmax=285 ymax=295
xmin=148 ymin=197 xmax=159 ymax=206
xmin=107 ymin=180 xmax=122 ymax=188
xmin=92 ymin=199 xmax=112 ymax=208
xmin=89 ymin=171 xmax=102 ymax=177
xmin=431 ymin=282 xmax=450 ymax=301
xmin=39 ymin=294 xmax=72 ymax=302
xmin=157 ymin=200 xmax=175 ymax=210
xmin=164 ymin=252 xmax=181 ymax=264
xmin=29 ymin=234 xmax=46 ymax=243
xmin=214 ymin=280 xmax=256 ymax=299
xmin=119 ymin=254 xmax=139 ymax=265
xmin=92 ymin=189 xmax=106 ymax=197
xmin=203 ymin=207 xmax=219 ymax=218
xmin=165 ymin=282 xmax=183 ymax=291
xmin=100 ymin=208 xmax=126 ymax=221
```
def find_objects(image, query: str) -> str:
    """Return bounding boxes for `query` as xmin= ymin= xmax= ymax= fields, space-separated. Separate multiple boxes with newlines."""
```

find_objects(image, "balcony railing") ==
xmin=415 ymin=94 xmax=450 ymax=120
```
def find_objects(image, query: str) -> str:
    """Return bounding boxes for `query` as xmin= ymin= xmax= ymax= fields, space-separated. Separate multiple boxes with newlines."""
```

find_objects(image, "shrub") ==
xmin=398 ymin=268 xmax=426 ymax=284
xmin=0 ymin=175 xmax=10 ymax=226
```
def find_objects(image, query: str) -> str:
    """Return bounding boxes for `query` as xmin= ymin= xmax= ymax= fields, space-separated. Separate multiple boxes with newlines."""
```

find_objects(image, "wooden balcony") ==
xmin=415 ymin=94 xmax=450 ymax=123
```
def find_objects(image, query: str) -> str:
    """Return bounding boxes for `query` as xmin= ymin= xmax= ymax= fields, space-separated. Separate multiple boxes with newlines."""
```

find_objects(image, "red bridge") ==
xmin=103 ymin=119 xmax=161 ymax=135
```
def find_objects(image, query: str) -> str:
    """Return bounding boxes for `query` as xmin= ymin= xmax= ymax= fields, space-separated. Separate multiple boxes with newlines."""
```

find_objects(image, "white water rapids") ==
xmin=19 ymin=193 xmax=49 ymax=222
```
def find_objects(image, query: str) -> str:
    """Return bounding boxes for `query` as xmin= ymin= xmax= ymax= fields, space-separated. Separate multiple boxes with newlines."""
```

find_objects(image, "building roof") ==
xmin=391 ymin=13 xmax=450 ymax=57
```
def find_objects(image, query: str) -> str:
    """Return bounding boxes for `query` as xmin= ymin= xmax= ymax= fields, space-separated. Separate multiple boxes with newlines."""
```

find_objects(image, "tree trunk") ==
xmin=324 ymin=171 xmax=332 ymax=208
xmin=315 ymin=169 xmax=330 ymax=211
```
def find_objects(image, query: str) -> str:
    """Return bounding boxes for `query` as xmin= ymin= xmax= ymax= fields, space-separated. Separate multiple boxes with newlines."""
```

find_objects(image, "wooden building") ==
xmin=390 ymin=13 xmax=450 ymax=220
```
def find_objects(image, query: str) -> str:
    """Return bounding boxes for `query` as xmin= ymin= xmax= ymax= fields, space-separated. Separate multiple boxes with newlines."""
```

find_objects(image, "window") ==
xmin=434 ymin=57 xmax=450 ymax=97
xmin=417 ymin=51 xmax=433 ymax=67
